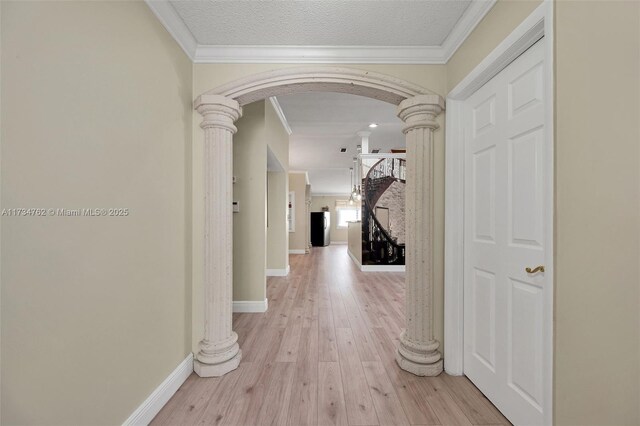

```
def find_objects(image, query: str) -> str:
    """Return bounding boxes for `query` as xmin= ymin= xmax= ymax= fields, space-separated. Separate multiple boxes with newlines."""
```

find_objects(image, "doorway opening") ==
xmin=193 ymin=67 xmax=447 ymax=383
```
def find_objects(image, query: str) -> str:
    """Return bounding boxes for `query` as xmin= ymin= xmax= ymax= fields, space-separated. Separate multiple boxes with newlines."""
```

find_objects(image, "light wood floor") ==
xmin=152 ymin=245 xmax=510 ymax=426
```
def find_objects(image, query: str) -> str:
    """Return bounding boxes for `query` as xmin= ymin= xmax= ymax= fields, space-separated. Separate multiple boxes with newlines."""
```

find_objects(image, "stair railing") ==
xmin=362 ymin=157 xmax=406 ymax=265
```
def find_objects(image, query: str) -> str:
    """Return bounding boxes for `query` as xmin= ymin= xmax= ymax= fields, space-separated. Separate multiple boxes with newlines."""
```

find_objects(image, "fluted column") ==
xmin=194 ymin=94 xmax=243 ymax=377
xmin=396 ymin=94 xmax=445 ymax=376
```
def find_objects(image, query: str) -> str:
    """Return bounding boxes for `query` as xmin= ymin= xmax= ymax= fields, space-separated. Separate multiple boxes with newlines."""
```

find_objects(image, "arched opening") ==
xmin=193 ymin=67 xmax=445 ymax=378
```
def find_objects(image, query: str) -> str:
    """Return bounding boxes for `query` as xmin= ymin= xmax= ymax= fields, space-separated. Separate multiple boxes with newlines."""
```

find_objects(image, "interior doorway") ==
xmin=444 ymin=4 xmax=554 ymax=425
xmin=193 ymin=67 xmax=447 ymax=381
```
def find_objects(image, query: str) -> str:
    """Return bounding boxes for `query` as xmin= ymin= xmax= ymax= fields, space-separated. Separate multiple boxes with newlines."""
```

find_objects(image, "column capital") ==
xmin=397 ymin=94 xmax=445 ymax=134
xmin=194 ymin=94 xmax=242 ymax=133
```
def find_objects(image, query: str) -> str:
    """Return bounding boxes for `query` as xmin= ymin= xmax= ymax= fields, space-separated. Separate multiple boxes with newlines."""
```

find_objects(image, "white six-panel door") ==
xmin=463 ymin=39 xmax=547 ymax=425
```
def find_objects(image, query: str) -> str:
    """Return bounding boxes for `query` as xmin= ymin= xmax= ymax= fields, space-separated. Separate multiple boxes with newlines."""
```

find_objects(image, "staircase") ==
xmin=362 ymin=157 xmax=406 ymax=265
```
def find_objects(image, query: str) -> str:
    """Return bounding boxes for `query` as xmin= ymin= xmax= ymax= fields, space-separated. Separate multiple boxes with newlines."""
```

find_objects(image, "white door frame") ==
xmin=444 ymin=1 xmax=554 ymax=424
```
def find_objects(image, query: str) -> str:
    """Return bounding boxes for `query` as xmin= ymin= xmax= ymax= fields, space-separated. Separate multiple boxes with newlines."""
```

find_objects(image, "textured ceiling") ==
xmin=170 ymin=0 xmax=472 ymax=46
xmin=277 ymin=92 xmax=404 ymax=194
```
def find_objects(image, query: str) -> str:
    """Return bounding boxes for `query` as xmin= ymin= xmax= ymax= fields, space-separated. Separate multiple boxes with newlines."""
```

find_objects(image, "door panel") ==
xmin=473 ymin=146 xmax=496 ymax=243
xmin=464 ymin=39 xmax=547 ymax=425
xmin=508 ymin=127 xmax=544 ymax=248
xmin=508 ymin=278 xmax=543 ymax=410
xmin=472 ymin=268 xmax=496 ymax=371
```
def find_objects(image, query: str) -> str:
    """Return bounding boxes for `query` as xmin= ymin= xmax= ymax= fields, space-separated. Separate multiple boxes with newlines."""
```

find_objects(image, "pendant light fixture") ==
xmin=352 ymin=156 xmax=362 ymax=202
xmin=351 ymin=157 xmax=358 ymax=199
xmin=348 ymin=167 xmax=355 ymax=205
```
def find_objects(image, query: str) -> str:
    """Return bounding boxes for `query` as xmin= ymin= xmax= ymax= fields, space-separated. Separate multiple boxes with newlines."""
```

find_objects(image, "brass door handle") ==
xmin=526 ymin=265 xmax=545 ymax=274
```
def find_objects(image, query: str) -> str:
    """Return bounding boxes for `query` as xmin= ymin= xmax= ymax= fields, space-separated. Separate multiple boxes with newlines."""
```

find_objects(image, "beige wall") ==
xmin=1 ymin=2 xmax=193 ymax=424
xmin=449 ymin=1 xmax=640 ymax=424
xmin=232 ymin=98 xmax=291 ymax=297
xmin=554 ymin=2 xmax=640 ymax=424
xmin=446 ymin=0 xmax=542 ymax=92
xmin=267 ymin=172 xmax=288 ymax=270
xmin=232 ymin=101 xmax=267 ymax=302
xmin=265 ymin=101 xmax=290 ymax=271
xmin=265 ymin=100 xmax=290 ymax=171
xmin=348 ymin=221 xmax=363 ymax=265
xmin=288 ymin=173 xmax=308 ymax=251
xmin=310 ymin=196 xmax=351 ymax=243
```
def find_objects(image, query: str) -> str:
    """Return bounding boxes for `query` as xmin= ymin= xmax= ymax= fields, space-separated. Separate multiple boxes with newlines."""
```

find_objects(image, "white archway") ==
xmin=193 ymin=67 xmax=445 ymax=378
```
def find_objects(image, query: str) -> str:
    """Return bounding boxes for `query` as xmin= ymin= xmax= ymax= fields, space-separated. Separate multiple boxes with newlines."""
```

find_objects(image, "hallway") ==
xmin=152 ymin=245 xmax=509 ymax=425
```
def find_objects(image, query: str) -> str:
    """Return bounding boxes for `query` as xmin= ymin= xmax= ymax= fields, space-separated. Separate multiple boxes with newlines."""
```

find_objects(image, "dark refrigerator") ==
xmin=310 ymin=212 xmax=330 ymax=247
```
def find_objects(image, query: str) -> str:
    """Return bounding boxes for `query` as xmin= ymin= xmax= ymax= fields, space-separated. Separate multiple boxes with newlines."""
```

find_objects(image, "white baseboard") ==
xmin=361 ymin=264 xmax=406 ymax=272
xmin=123 ymin=353 xmax=193 ymax=426
xmin=266 ymin=265 xmax=290 ymax=276
xmin=347 ymin=249 xmax=362 ymax=268
xmin=289 ymin=249 xmax=306 ymax=254
xmin=233 ymin=298 xmax=268 ymax=313
xmin=347 ymin=248 xmax=404 ymax=272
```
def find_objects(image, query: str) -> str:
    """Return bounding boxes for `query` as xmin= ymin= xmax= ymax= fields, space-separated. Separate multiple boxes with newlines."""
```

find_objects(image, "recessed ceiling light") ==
xmin=368 ymin=123 xmax=378 ymax=128
xmin=371 ymin=149 xmax=380 ymax=153
xmin=340 ymin=147 xmax=347 ymax=153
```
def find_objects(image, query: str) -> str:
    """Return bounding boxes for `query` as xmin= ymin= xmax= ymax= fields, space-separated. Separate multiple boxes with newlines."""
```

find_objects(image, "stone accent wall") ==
xmin=374 ymin=180 xmax=405 ymax=245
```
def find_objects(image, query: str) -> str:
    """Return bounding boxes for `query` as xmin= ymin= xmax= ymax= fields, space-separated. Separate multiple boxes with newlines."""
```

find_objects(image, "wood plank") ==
xmin=288 ymin=326 xmax=320 ymax=426
xmin=256 ymin=362 xmax=297 ymax=425
xmin=318 ymin=306 xmax=339 ymax=362
xmin=438 ymin=374 xmax=511 ymax=425
xmin=412 ymin=378 xmax=473 ymax=426
xmin=318 ymin=362 xmax=348 ymax=426
xmin=276 ymin=307 xmax=304 ymax=362
xmin=340 ymin=287 xmax=381 ymax=362
xmin=362 ymin=361 xmax=410 ymax=426
xmin=370 ymin=326 xmax=441 ymax=425
xmin=329 ymin=285 xmax=351 ymax=329
xmin=335 ymin=328 xmax=379 ymax=425
xmin=189 ymin=365 xmax=247 ymax=425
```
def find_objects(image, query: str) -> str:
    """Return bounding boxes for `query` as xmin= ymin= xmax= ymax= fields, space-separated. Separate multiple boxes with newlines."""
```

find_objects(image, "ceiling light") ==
xmin=340 ymin=147 xmax=347 ymax=153
xmin=368 ymin=123 xmax=378 ymax=128
xmin=371 ymin=149 xmax=380 ymax=153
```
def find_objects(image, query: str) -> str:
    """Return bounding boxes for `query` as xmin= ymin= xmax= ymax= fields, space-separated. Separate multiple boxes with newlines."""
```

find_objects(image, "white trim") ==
xmin=440 ymin=0 xmax=498 ymax=62
xmin=145 ymin=1 xmax=494 ymax=64
xmin=144 ymin=1 xmax=197 ymax=60
xmin=266 ymin=266 xmax=290 ymax=276
xmin=122 ymin=354 xmax=193 ymax=426
xmin=444 ymin=98 xmax=465 ymax=376
xmin=443 ymin=3 xmax=553 ymax=425
xmin=311 ymin=193 xmax=351 ymax=197
xmin=541 ymin=5 xmax=555 ymax=425
xmin=268 ymin=97 xmax=292 ymax=135
xmin=447 ymin=5 xmax=545 ymax=100
xmin=289 ymin=249 xmax=306 ymax=254
xmin=347 ymin=248 xmax=362 ymax=269
xmin=232 ymin=298 xmax=268 ymax=313
xmin=360 ymin=264 xmax=406 ymax=272
xmin=196 ymin=45 xmax=447 ymax=65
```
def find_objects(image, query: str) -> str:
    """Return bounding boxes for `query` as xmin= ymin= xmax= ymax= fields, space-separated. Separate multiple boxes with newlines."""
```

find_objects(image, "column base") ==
xmin=194 ymin=349 xmax=242 ymax=377
xmin=396 ymin=352 xmax=443 ymax=376
xmin=396 ymin=331 xmax=443 ymax=376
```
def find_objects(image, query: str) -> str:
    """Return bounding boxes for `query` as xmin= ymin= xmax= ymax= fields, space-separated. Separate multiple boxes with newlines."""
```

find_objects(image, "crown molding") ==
xmin=146 ymin=0 xmax=496 ymax=64
xmin=268 ymin=97 xmax=292 ymax=135
xmin=195 ymin=45 xmax=447 ymax=64
xmin=145 ymin=0 xmax=197 ymax=60
xmin=440 ymin=0 xmax=497 ymax=62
